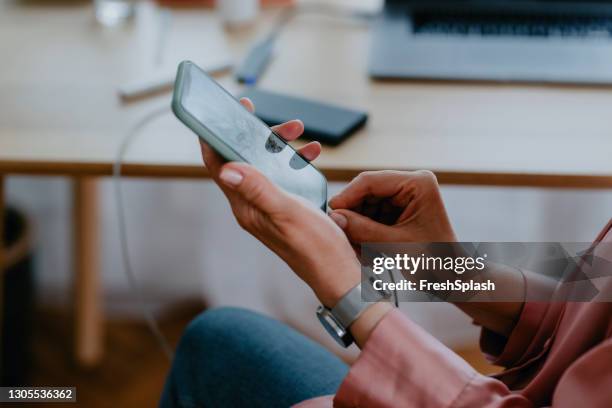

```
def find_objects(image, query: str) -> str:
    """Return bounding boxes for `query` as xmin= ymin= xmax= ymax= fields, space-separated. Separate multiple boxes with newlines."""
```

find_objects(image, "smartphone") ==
xmin=172 ymin=61 xmax=328 ymax=210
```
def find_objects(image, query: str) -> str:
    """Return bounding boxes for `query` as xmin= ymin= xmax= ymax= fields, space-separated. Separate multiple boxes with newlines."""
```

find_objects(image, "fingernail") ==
xmin=330 ymin=212 xmax=347 ymax=229
xmin=219 ymin=168 xmax=243 ymax=187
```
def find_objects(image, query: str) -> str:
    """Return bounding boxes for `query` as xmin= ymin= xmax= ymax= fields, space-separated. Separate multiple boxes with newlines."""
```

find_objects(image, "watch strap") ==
xmin=331 ymin=282 xmax=385 ymax=329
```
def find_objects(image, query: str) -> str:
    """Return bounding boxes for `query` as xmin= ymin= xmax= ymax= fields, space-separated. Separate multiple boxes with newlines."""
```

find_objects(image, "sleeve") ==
xmin=333 ymin=310 xmax=534 ymax=408
xmin=552 ymin=339 xmax=612 ymax=407
xmin=480 ymin=269 xmax=565 ymax=368
xmin=480 ymin=220 xmax=612 ymax=367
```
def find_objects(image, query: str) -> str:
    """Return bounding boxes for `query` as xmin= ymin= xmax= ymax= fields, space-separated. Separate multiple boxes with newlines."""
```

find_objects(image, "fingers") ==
xmin=272 ymin=119 xmax=304 ymax=141
xmin=297 ymin=141 xmax=321 ymax=162
xmin=273 ymin=119 xmax=320 ymax=160
xmin=239 ymin=97 xmax=255 ymax=113
xmin=204 ymin=97 xmax=315 ymax=215
xmin=329 ymin=171 xmax=410 ymax=210
xmin=329 ymin=209 xmax=399 ymax=244
xmin=241 ymin=96 xmax=305 ymax=142
xmin=217 ymin=161 xmax=285 ymax=213
xmin=200 ymin=141 xmax=224 ymax=175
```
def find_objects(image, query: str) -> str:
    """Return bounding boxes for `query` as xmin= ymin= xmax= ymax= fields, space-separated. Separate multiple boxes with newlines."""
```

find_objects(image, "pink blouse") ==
xmin=296 ymin=220 xmax=612 ymax=408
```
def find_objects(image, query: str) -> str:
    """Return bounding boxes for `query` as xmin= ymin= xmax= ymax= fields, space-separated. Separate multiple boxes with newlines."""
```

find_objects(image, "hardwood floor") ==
xmin=11 ymin=301 xmax=500 ymax=407
xmin=11 ymin=300 xmax=206 ymax=408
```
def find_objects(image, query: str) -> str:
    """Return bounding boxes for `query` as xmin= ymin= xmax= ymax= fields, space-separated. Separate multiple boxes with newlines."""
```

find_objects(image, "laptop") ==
xmin=369 ymin=0 xmax=612 ymax=84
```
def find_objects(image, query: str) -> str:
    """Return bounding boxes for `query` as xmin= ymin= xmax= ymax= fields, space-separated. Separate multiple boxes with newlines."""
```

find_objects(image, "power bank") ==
xmin=240 ymin=88 xmax=368 ymax=145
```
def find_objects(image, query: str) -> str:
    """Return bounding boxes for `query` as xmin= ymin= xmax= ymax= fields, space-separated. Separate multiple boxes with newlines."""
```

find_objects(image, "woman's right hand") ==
xmin=328 ymin=170 xmax=457 ymax=245
xmin=329 ymin=171 xmax=527 ymax=336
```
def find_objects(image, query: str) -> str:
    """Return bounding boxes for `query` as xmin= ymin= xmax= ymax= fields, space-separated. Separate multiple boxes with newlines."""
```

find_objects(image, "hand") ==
xmin=330 ymin=172 xmax=527 ymax=337
xmin=328 ymin=170 xmax=457 ymax=244
xmin=201 ymin=98 xmax=360 ymax=307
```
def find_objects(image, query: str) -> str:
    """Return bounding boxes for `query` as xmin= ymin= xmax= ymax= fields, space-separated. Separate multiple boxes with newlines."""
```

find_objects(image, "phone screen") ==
xmin=175 ymin=62 xmax=327 ymax=210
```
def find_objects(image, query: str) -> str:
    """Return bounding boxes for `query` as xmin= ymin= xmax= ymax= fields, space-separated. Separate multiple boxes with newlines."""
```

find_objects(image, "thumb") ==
xmin=329 ymin=209 xmax=396 ymax=243
xmin=218 ymin=162 xmax=285 ymax=213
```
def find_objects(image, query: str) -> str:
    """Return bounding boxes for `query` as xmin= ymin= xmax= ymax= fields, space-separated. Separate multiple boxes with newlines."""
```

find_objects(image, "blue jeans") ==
xmin=160 ymin=307 xmax=349 ymax=408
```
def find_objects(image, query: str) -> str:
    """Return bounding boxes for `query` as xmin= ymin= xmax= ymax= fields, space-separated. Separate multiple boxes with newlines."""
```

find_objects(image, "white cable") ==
xmin=113 ymin=105 xmax=174 ymax=361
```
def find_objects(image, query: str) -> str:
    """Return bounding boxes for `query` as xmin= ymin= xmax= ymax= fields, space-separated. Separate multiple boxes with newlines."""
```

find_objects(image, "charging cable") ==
xmin=236 ymin=1 xmax=376 ymax=84
xmin=113 ymin=105 xmax=174 ymax=361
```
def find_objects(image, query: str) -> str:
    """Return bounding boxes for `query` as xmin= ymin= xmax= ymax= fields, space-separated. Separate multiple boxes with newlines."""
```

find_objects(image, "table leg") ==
xmin=73 ymin=177 xmax=103 ymax=367
xmin=0 ymin=175 xmax=5 ymax=363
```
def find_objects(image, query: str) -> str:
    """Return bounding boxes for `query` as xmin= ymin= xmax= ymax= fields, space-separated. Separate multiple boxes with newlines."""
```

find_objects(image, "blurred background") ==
xmin=1 ymin=0 xmax=612 ymax=406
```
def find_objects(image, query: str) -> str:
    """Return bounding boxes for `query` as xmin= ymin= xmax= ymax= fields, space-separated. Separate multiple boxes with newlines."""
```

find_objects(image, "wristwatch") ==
xmin=317 ymin=281 xmax=388 ymax=348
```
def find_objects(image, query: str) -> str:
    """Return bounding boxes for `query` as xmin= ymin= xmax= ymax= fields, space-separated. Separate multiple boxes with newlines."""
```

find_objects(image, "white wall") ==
xmin=7 ymin=176 xmax=612 ymax=354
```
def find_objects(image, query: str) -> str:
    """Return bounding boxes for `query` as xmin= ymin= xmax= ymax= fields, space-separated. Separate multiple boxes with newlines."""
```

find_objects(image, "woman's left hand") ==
xmin=201 ymin=98 xmax=361 ymax=308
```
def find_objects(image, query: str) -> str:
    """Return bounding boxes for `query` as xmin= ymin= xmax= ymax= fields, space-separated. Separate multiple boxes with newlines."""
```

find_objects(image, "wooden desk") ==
xmin=1 ymin=1 xmax=612 ymax=367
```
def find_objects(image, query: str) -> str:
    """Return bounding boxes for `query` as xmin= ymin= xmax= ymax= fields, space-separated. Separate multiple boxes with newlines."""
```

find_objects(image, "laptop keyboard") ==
xmin=412 ymin=12 xmax=612 ymax=38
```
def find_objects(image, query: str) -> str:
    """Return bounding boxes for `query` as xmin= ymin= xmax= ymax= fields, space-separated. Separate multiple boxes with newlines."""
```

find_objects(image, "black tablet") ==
xmin=240 ymin=88 xmax=368 ymax=146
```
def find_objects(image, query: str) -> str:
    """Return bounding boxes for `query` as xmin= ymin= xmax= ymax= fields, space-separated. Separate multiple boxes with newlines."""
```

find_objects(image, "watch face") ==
xmin=316 ymin=306 xmax=353 ymax=348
